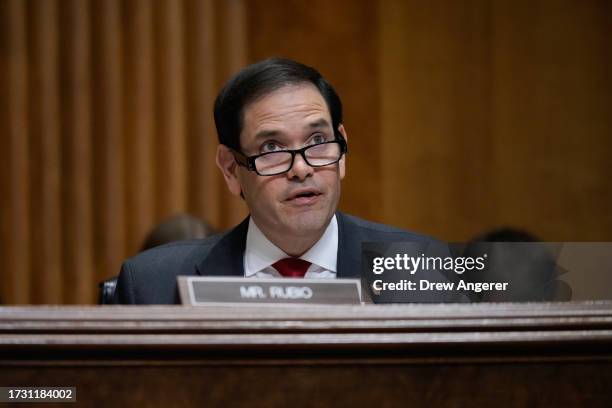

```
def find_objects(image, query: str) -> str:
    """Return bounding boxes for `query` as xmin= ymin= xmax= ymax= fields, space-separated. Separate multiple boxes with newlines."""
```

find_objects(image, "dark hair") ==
xmin=472 ymin=227 xmax=540 ymax=242
xmin=140 ymin=214 xmax=216 ymax=251
xmin=213 ymin=58 xmax=343 ymax=151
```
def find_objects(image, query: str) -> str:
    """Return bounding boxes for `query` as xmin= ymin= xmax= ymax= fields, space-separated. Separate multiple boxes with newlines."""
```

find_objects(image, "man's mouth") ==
xmin=285 ymin=189 xmax=322 ymax=205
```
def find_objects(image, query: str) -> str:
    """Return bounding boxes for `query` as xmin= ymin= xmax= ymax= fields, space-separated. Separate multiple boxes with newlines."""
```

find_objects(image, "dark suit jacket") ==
xmin=114 ymin=212 xmax=463 ymax=304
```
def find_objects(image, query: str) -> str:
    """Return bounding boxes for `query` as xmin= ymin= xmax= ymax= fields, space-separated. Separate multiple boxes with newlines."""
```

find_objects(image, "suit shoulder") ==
xmin=116 ymin=234 xmax=224 ymax=304
xmin=339 ymin=213 xmax=437 ymax=242
xmin=120 ymin=237 xmax=215 ymax=274
xmin=125 ymin=234 xmax=222 ymax=268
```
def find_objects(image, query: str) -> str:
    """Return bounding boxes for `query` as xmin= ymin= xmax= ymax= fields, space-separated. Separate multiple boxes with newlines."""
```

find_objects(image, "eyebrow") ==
xmin=307 ymin=118 xmax=331 ymax=130
xmin=253 ymin=118 xmax=332 ymax=141
xmin=253 ymin=129 xmax=280 ymax=141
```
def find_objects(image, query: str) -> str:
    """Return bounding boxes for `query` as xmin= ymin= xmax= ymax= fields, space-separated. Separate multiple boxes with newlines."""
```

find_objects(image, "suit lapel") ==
xmin=336 ymin=212 xmax=361 ymax=278
xmin=195 ymin=216 xmax=249 ymax=277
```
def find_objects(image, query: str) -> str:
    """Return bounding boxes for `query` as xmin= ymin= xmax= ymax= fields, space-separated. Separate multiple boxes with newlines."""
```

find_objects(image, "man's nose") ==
xmin=286 ymin=153 xmax=313 ymax=180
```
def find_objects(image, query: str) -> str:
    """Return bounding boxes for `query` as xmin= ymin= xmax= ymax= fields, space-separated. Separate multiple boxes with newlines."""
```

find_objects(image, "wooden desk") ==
xmin=1 ymin=302 xmax=611 ymax=407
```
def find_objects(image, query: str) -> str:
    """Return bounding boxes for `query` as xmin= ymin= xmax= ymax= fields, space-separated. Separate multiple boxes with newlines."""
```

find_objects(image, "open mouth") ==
xmin=286 ymin=189 xmax=322 ymax=202
xmin=294 ymin=192 xmax=317 ymax=199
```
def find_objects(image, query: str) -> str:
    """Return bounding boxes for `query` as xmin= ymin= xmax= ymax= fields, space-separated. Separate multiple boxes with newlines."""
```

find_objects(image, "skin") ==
xmin=216 ymin=83 xmax=347 ymax=256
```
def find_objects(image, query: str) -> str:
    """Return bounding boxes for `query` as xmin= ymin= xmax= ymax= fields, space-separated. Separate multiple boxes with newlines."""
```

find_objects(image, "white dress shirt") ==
xmin=244 ymin=215 xmax=338 ymax=279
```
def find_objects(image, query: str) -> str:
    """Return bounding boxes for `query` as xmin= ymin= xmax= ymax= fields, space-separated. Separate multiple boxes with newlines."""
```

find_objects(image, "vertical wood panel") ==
xmin=490 ymin=0 xmax=612 ymax=241
xmin=91 ymin=0 xmax=125 ymax=283
xmin=184 ymin=0 xmax=221 ymax=228
xmin=0 ymin=0 xmax=7 ymax=303
xmin=59 ymin=0 xmax=94 ymax=303
xmin=380 ymin=0 xmax=494 ymax=241
xmin=155 ymin=0 xmax=187 ymax=218
xmin=1 ymin=0 xmax=31 ymax=304
xmin=1 ymin=0 xmax=229 ymax=304
xmin=216 ymin=0 xmax=248 ymax=228
xmin=380 ymin=0 xmax=612 ymax=241
xmin=28 ymin=0 xmax=62 ymax=303
xmin=123 ymin=0 xmax=155 ymax=254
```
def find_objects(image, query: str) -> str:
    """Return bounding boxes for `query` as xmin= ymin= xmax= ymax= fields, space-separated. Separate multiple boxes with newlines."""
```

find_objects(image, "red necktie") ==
xmin=272 ymin=258 xmax=311 ymax=278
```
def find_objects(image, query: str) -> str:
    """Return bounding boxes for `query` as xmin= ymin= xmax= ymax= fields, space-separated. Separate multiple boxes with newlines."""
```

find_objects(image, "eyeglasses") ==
xmin=232 ymin=138 xmax=348 ymax=176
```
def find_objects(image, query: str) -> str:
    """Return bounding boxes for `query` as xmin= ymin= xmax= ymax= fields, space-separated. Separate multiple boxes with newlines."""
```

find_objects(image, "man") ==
xmin=114 ymin=58 xmax=456 ymax=304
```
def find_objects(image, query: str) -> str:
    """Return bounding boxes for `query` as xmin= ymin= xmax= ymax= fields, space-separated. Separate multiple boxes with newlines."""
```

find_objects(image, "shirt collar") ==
xmin=244 ymin=215 xmax=338 ymax=277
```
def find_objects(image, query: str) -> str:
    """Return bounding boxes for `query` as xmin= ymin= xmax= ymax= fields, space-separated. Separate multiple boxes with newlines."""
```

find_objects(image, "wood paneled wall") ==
xmin=0 ymin=0 xmax=247 ymax=304
xmin=379 ymin=0 xmax=612 ymax=241
xmin=1 ymin=0 xmax=610 ymax=304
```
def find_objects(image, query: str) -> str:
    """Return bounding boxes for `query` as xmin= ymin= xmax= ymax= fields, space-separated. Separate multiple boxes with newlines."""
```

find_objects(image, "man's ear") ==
xmin=338 ymin=124 xmax=348 ymax=180
xmin=216 ymin=145 xmax=243 ymax=196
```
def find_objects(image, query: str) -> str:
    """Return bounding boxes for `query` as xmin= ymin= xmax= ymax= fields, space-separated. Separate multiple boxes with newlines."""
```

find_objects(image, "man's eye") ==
xmin=261 ymin=141 xmax=281 ymax=153
xmin=308 ymin=134 xmax=327 ymax=145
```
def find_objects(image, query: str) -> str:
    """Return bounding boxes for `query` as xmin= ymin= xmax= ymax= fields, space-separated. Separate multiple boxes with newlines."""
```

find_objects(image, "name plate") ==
xmin=178 ymin=277 xmax=362 ymax=306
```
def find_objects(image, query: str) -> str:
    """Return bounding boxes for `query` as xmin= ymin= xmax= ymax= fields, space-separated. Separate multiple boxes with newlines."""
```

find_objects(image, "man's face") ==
xmin=218 ymin=83 xmax=346 ymax=245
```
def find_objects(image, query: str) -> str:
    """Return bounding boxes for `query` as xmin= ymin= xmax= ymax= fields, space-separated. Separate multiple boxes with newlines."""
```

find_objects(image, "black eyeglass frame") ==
xmin=231 ymin=135 xmax=348 ymax=176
